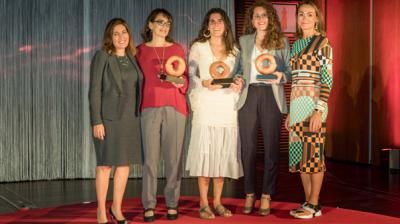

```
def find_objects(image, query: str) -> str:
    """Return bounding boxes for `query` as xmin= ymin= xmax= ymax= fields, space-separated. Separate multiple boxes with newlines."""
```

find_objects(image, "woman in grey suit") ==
xmin=236 ymin=0 xmax=291 ymax=216
xmin=89 ymin=18 xmax=143 ymax=224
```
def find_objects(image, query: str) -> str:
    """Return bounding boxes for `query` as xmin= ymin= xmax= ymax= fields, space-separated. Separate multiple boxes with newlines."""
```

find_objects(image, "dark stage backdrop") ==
xmin=0 ymin=0 xmax=235 ymax=181
xmin=326 ymin=0 xmax=400 ymax=165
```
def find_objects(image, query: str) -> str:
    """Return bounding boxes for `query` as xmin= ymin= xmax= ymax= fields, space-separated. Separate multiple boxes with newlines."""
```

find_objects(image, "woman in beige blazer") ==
xmin=236 ymin=0 xmax=291 ymax=217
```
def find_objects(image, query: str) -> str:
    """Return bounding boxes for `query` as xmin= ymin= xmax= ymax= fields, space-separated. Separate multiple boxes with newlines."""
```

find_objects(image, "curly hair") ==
xmin=296 ymin=0 xmax=326 ymax=38
xmin=191 ymin=8 xmax=237 ymax=57
xmin=102 ymin=18 xmax=136 ymax=55
xmin=141 ymin=8 xmax=174 ymax=43
xmin=243 ymin=0 xmax=285 ymax=50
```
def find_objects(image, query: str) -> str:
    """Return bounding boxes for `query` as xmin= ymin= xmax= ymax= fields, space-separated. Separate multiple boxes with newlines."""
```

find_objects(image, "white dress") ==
xmin=185 ymin=41 xmax=244 ymax=179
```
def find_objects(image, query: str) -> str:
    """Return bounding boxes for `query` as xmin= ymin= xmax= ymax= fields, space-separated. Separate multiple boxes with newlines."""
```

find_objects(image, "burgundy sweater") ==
xmin=136 ymin=43 xmax=189 ymax=116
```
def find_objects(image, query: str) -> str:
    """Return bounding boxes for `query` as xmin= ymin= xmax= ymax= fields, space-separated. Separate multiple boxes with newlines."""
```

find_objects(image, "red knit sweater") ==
xmin=136 ymin=43 xmax=188 ymax=116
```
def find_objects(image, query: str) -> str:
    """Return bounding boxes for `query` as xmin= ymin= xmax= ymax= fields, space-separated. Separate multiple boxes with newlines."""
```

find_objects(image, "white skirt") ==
xmin=185 ymin=124 xmax=243 ymax=179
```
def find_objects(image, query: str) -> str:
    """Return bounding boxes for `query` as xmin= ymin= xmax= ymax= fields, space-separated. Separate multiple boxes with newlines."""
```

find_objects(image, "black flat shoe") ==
xmin=109 ymin=207 xmax=128 ymax=224
xmin=143 ymin=208 xmax=155 ymax=222
xmin=166 ymin=207 xmax=179 ymax=220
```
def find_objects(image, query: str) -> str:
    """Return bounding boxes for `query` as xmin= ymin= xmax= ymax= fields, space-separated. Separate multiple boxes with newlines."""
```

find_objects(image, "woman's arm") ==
xmin=315 ymin=42 xmax=333 ymax=113
xmin=89 ymin=50 xmax=107 ymax=126
xmin=275 ymin=37 xmax=291 ymax=84
xmin=175 ymin=44 xmax=189 ymax=94
xmin=188 ymin=43 xmax=202 ymax=91
xmin=89 ymin=50 xmax=108 ymax=140
xmin=310 ymin=41 xmax=333 ymax=132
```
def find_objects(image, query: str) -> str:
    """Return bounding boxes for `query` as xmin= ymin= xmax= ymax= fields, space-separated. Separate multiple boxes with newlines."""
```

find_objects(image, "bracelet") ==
xmin=314 ymin=109 xmax=323 ymax=114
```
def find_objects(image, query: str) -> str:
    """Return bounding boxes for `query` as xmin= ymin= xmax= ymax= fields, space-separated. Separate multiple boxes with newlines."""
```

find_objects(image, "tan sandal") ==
xmin=259 ymin=194 xmax=271 ymax=216
xmin=214 ymin=204 xmax=232 ymax=217
xmin=243 ymin=194 xmax=255 ymax=214
xmin=199 ymin=206 xmax=215 ymax=219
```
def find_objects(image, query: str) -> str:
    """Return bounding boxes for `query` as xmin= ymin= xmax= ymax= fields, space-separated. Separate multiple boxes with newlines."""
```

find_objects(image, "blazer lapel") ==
xmin=108 ymin=55 xmax=123 ymax=94
xmin=244 ymin=33 xmax=255 ymax=80
xmin=127 ymin=52 xmax=143 ymax=80
xmin=127 ymin=52 xmax=143 ymax=116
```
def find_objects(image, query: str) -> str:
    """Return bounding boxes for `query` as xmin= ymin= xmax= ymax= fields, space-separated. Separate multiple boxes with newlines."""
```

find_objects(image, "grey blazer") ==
xmin=89 ymin=50 xmax=143 ymax=126
xmin=235 ymin=33 xmax=291 ymax=113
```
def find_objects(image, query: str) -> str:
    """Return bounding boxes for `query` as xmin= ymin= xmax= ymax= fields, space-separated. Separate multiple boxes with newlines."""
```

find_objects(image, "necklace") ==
xmin=209 ymin=40 xmax=226 ymax=62
xmin=116 ymin=55 xmax=129 ymax=67
xmin=152 ymin=44 xmax=166 ymax=75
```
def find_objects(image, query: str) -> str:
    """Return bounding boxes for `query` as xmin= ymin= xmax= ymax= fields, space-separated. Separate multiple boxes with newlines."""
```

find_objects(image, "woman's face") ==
xmin=297 ymin=4 xmax=318 ymax=33
xmin=149 ymin=14 xmax=171 ymax=39
xmin=252 ymin=6 xmax=269 ymax=32
xmin=112 ymin=24 xmax=129 ymax=51
xmin=208 ymin=13 xmax=226 ymax=38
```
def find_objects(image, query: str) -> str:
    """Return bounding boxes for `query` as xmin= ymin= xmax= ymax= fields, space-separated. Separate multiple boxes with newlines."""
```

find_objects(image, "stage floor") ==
xmin=0 ymin=155 xmax=399 ymax=218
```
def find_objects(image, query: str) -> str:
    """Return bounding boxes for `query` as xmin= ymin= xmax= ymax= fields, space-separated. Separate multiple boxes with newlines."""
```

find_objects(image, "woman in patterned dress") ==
xmin=285 ymin=1 xmax=333 ymax=219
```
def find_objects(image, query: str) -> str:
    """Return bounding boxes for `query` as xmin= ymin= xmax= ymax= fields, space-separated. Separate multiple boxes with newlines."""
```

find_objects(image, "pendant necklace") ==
xmin=152 ymin=44 xmax=166 ymax=77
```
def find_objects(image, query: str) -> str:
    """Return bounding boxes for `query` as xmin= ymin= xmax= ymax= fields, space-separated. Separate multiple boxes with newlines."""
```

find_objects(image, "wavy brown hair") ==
xmin=243 ymin=0 xmax=285 ymax=50
xmin=191 ymin=8 xmax=238 ymax=57
xmin=141 ymin=8 xmax=174 ymax=43
xmin=102 ymin=18 xmax=136 ymax=55
xmin=296 ymin=0 xmax=326 ymax=38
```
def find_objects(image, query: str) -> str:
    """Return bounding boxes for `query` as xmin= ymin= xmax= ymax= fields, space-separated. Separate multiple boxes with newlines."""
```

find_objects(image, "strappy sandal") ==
xmin=289 ymin=202 xmax=307 ymax=216
xmin=166 ymin=207 xmax=179 ymax=220
xmin=259 ymin=194 xmax=271 ymax=216
xmin=143 ymin=208 xmax=155 ymax=222
xmin=242 ymin=194 xmax=255 ymax=214
xmin=199 ymin=206 xmax=215 ymax=219
xmin=292 ymin=202 xmax=322 ymax=219
xmin=214 ymin=204 xmax=232 ymax=217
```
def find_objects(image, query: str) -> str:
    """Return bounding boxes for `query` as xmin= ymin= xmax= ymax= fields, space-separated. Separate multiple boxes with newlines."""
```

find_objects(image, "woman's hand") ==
xmin=230 ymin=77 xmax=243 ymax=93
xmin=202 ymin=79 xmax=222 ymax=90
xmin=171 ymin=78 xmax=184 ymax=88
xmin=93 ymin=124 xmax=105 ymax=140
xmin=309 ymin=111 xmax=322 ymax=132
xmin=285 ymin=114 xmax=290 ymax=131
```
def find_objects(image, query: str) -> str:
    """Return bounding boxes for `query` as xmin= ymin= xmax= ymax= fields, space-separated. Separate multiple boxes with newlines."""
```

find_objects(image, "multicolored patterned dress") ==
xmin=288 ymin=35 xmax=333 ymax=173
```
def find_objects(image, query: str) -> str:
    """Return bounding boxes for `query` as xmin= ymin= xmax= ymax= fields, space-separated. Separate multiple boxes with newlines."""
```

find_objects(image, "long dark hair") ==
xmin=102 ymin=18 xmax=136 ymax=55
xmin=296 ymin=1 xmax=326 ymax=38
xmin=191 ymin=8 xmax=237 ymax=56
xmin=141 ymin=8 xmax=174 ymax=43
xmin=243 ymin=0 xmax=285 ymax=50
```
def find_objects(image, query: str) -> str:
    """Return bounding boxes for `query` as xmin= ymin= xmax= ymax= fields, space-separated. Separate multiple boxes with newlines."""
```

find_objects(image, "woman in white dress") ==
xmin=186 ymin=8 xmax=243 ymax=219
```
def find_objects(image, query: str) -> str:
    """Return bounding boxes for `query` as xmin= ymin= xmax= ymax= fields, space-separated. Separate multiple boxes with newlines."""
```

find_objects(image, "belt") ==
xmin=249 ymin=83 xmax=270 ymax=87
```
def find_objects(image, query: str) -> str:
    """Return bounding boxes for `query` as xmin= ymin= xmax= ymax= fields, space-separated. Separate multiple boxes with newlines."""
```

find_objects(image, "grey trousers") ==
xmin=141 ymin=106 xmax=186 ymax=209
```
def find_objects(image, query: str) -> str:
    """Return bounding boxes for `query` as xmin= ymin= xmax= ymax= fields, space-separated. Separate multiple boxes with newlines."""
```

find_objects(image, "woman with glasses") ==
xmin=136 ymin=8 xmax=188 ymax=222
xmin=237 ymin=0 xmax=290 ymax=216
xmin=185 ymin=8 xmax=243 ymax=219
xmin=89 ymin=18 xmax=142 ymax=224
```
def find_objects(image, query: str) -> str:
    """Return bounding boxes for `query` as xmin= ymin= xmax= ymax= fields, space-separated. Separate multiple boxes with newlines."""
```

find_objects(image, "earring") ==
xmin=224 ymin=31 xmax=228 ymax=37
xmin=203 ymin=30 xmax=211 ymax=38
xmin=314 ymin=23 xmax=318 ymax=31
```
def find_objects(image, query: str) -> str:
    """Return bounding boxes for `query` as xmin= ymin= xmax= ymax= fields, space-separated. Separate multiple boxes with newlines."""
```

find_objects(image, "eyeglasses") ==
xmin=253 ymin=13 xmax=268 ymax=20
xmin=153 ymin=20 xmax=172 ymax=27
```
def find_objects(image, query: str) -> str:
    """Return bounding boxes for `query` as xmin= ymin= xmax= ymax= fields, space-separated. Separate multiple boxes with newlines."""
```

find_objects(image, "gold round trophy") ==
xmin=255 ymin=53 xmax=281 ymax=83
xmin=209 ymin=61 xmax=234 ymax=88
xmin=161 ymin=56 xmax=186 ymax=84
